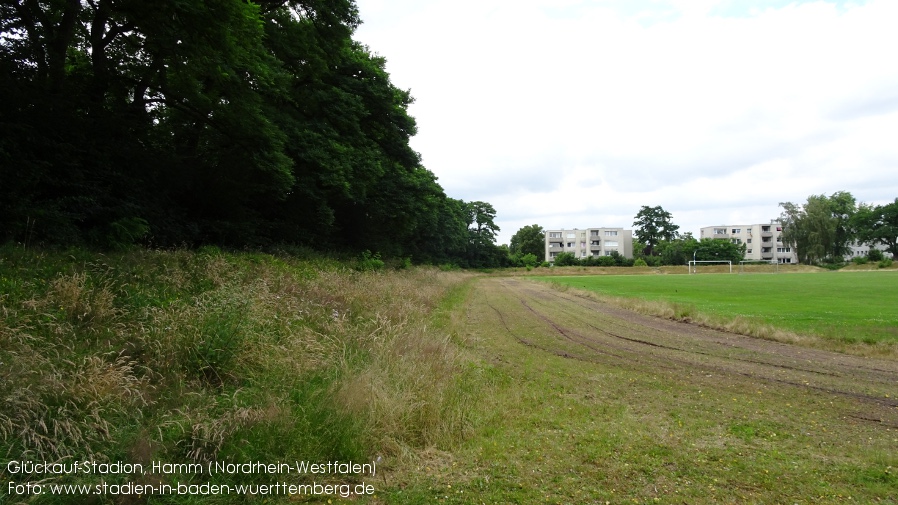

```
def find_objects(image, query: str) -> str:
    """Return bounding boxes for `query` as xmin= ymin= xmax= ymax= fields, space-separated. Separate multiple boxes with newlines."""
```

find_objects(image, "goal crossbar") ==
xmin=687 ymin=260 xmax=732 ymax=274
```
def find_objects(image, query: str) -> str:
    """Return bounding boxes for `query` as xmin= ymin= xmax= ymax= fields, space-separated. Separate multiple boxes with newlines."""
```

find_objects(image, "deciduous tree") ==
xmin=509 ymin=224 xmax=545 ymax=259
xmin=780 ymin=192 xmax=857 ymax=264
xmin=633 ymin=205 xmax=680 ymax=256
xmin=854 ymin=198 xmax=898 ymax=257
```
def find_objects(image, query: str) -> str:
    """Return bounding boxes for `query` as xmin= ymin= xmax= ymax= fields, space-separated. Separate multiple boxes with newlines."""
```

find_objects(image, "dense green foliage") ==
xmin=0 ymin=0 xmax=501 ymax=265
xmin=854 ymin=198 xmax=898 ymax=257
xmin=779 ymin=192 xmax=857 ymax=264
xmin=508 ymin=224 xmax=544 ymax=258
xmin=633 ymin=205 xmax=680 ymax=256
xmin=656 ymin=236 xmax=746 ymax=265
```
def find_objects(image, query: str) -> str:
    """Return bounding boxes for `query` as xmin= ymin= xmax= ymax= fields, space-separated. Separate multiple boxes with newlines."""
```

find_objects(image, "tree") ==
xmin=691 ymin=238 xmax=746 ymax=263
xmin=656 ymin=236 xmax=699 ymax=266
xmin=854 ymin=198 xmax=898 ymax=257
xmin=465 ymin=201 xmax=501 ymax=268
xmin=509 ymin=224 xmax=545 ymax=259
xmin=633 ymin=205 xmax=680 ymax=256
xmin=780 ymin=192 xmax=857 ymax=264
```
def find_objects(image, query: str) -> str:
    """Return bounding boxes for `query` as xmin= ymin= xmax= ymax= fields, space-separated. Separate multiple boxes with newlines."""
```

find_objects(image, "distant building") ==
xmin=544 ymin=228 xmax=633 ymax=263
xmin=845 ymin=242 xmax=893 ymax=260
xmin=699 ymin=222 xmax=798 ymax=263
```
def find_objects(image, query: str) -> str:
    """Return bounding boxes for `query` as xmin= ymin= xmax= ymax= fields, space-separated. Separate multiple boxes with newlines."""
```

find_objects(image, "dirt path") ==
xmin=476 ymin=277 xmax=898 ymax=428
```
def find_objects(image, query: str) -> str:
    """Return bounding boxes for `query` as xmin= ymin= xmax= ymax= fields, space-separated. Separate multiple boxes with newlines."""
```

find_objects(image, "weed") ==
xmin=1 ymin=246 xmax=474 ymax=488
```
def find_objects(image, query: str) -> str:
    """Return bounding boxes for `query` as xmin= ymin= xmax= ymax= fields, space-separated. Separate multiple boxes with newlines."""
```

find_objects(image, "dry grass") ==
xmin=1 ymin=247 xmax=476 ymax=478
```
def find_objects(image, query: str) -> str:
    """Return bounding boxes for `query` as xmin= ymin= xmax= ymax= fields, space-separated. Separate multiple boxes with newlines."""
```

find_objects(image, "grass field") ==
xmin=379 ymin=277 xmax=898 ymax=504
xmin=3 ymin=247 xmax=896 ymax=504
xmin=535 ymin=271 xmax=898 ymax=346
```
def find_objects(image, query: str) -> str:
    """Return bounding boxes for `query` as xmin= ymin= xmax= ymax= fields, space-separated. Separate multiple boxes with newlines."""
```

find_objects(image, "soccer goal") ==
xmin=687 ymin=260 xmax=732 ymax=274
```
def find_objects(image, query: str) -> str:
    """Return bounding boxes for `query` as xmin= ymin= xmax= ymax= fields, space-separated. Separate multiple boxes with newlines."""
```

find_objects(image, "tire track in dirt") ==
xmin=480 ymin=278 xmax=898 ymax=427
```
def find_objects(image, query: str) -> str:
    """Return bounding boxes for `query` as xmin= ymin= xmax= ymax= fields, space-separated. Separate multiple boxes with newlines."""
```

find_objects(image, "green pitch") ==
xmin=536 ymin=271 xmax=898 ymax=344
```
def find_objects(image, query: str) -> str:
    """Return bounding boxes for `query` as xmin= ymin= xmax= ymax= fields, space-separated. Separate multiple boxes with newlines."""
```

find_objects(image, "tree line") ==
xmin=0 ymin=0 xmax=504 ymax=267
xmin=507 ymin=195 xmax=896 ymax=268
xmin=506 ymin=206 xmax=746 ymax=268
xmin=780 ymin=192 xmax=897 ymax=265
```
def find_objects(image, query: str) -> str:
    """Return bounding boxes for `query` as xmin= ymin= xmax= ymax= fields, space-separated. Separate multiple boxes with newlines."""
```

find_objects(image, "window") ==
xmin=731 ymin=228 xmax=741 ymax=234
xmin=566 ymin=242 xmax=574 ymax=248
xmin=747 ymin=239 xmax=752 ymax=244
xmin=714 ymin=228 xmax=727 ymax=235
xmin=731 ymin=239 xmax=741 ymax=244
xmin=747 ymin=249 xmax=752 ymax=254
xmin=566 ymin=233 xmax=576 ymax=239
xmin=604 ymin=230 xmax=618 ymax=236
xmin=591 ymin=230 xmax=600 ymax=237
xmin=549 ymin=232 xmax=562 ymax=238
xmin=605 ymin=241 xmax=619 ymax=247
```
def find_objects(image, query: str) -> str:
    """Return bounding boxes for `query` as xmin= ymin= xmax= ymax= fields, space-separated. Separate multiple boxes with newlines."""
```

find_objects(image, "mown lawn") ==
xmin=535 ymin=271 xmax=898 ymax=344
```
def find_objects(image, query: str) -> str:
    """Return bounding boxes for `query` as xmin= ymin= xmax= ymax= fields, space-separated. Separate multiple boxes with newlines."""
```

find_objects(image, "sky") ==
xmin=352 ymin=0 xmax=898 ymax=246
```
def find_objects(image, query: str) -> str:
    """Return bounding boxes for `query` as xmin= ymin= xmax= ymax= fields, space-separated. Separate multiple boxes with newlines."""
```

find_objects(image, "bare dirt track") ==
xmin=477 ymin=277 xmax=898 ymax=428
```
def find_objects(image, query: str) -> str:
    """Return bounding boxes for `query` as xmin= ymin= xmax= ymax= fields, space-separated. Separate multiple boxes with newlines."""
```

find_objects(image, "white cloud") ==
xmin=354 ymin=0 xmax=898 ymax=245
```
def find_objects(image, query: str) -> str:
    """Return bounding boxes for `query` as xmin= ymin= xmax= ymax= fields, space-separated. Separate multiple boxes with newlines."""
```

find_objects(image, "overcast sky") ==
xmin=352 ymin=0 xmax=898 ymax=246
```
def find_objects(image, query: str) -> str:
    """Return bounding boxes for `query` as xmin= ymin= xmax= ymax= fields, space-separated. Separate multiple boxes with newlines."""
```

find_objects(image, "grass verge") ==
xmin=0 ymin=245 xmax=475 ymax=503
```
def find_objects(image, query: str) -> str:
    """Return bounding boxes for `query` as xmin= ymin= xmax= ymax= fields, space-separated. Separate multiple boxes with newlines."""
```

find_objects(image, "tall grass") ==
xmin=0 ymin=245 xmax=475 ymax=492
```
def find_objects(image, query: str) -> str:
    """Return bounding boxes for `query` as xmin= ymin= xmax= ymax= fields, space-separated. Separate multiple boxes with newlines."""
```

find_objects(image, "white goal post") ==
xmin=687 ymin=260 xmax=732 ymax=274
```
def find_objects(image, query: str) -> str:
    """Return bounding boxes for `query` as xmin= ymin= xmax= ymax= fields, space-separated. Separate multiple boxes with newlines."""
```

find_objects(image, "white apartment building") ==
xmin=699 ymin=222 xmax=798 ymax=263
xmin=846 ymin=242 xmax=893 ymax=260
xmin=545 ymin=228 xmax=633 ymax=263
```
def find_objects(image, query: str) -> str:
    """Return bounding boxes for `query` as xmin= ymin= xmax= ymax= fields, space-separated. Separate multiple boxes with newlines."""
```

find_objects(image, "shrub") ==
xmin=521 ymin=253 xmax=538 ymax=268
xmin=879 ymin=258 xmax=893 ymax=269
xmin=553 ymin=252 xmax=578 ymax=266
xmin=596 ymin=256 xmax=615 ymax=267
xmin=357 ymin=250 xmax=385 ymax=271
xmin=867 ymin=249 xmax=885 ymax=262
xmin=633 ymin=258 xmax=648 ymax=267
xmin=106 ymin=217 xmax=150 ymax=250
xmin=852 ymin=256 xmax=869 ymax=265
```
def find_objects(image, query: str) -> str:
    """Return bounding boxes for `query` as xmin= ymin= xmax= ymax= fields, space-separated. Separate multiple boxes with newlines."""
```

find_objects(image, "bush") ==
xmin=867 ymin=249 xmax=885 ymax=262
xmin=852 ymin=256 xmax=869 ymax=265
xmin=553 ymin=252 xmax=578 ymax=266
xmin=521 ymin=253 xmax=538 ymax=268
xmin=357 ymin=250 xmax=385 ymax=271
xmin=879 ymin=258 xmax=893 ymax=269
xmin=642 ymin=255 xmax=662 ymax=267
xmin=633 ymin=258 xmax=648 ymax=267
xmin=595 ymin=256 xmax=616 ymax=267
